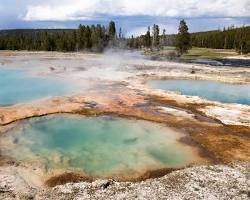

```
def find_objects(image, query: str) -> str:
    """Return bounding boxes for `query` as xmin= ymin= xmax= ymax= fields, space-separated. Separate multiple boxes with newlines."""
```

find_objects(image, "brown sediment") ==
xmin=44 ymin=167 xmax=182 ymax=187
xmin=190 ymin=125 xmax=250 ymax=163
xmin=45 ymin=172 xmax=93 ymax=187
xmin=147 ymin=95 xmax=220 ymax=123
xmin=45 ymin=161 xmax=214 ymax=187
xmin=46 ymin=172 xmax=149 ymax=187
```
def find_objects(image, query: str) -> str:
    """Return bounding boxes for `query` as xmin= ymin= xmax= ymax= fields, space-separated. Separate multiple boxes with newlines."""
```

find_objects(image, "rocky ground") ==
xmin=0 ymin=162 xmax=249 ymax=200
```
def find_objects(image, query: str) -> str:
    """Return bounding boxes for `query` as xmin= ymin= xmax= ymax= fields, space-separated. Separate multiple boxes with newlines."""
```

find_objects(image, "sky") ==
xmin=0 ymin=0 xmax=250 ymax=36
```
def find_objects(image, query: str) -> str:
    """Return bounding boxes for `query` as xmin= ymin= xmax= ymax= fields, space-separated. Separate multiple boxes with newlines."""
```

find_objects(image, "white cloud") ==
xmin=126 ymin=27 xmax=147 ymax=37
xmin=23 ymin=0 xmax=250 ymax=21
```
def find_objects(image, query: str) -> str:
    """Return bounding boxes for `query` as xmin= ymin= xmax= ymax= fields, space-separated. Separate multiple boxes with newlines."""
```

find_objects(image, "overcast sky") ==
xmin=0 ymin=0 xmax=250 ymax=36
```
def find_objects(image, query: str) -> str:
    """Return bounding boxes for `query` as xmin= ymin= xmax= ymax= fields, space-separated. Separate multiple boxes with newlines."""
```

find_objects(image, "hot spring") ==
xmin=0 ymin=115 xmax=200 ymax=179
xmin=0 ymin=68 xmax=78 ymax=106
xmin=148 ymin=79 xmax=250 ymax=105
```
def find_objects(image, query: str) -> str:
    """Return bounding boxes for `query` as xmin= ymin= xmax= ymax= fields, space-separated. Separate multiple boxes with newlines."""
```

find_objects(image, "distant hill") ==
xmin=0 ymin=29 xmax=74 ymax=36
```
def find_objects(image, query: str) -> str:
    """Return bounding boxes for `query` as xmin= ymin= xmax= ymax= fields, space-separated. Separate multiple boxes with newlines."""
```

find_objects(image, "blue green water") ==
xmin=0 ymin=68 xmax=76 ymax=106
xmin=148 ymin=80 xmax=250 ymax=105
xmin=1 ymin=115 xmax=197 ymax=178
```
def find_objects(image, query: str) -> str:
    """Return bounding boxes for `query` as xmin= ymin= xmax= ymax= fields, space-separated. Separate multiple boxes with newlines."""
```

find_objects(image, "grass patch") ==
xmin=181 ymin=48 xmax=237 ymax=60
xmin=152 ymin=47 xmax=238 ymax=60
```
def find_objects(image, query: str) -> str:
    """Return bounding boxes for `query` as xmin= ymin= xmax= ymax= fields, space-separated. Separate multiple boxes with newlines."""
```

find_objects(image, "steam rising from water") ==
xmin=0 ymin=49 xmax=148 ymax=82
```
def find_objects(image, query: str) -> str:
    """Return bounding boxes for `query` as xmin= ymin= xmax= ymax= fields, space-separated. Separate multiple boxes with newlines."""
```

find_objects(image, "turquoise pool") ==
xmin=0 ymin=68 xmax=77 ymax=106
xmin=0 ymin=115 xmax=198 ymax=179
xmin=148 ymin=80 xmax=250 ymax=105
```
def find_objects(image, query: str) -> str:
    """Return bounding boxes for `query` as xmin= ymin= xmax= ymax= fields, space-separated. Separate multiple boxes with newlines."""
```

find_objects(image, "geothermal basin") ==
xmin=0 ymin=115 xmax=201 ymax=180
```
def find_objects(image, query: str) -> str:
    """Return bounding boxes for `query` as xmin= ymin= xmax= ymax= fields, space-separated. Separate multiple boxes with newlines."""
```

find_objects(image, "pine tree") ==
xmin=96 ymin=24 xmax=105 ymax=51
xmin=107 ymin=21 xmax=116 ymax=47
xmin=129 ymin=35 xmax=135 ymax=48
xmin=118 ymin=28 xmax=122 ymax=39
xmin=236 ymin=27 xmax=248 ymax=54
xmin=152 ymin=24 xmax=160 ymax=48
xmin=108 ymin=21 xmax=116 ymax=40
xmin=175 ymin=20 xmax=191 ymax=55
xmin=162 ymin=29 xmax=166 ymax=47
xmin=145 ymin=26 xmax=151 ymax=48
xmin=41 ymin=32 xmax=49 ymax=51
xmin=156 ymin=25 xmax=160 ymax=47
xmin=83 ymin=26 xmax=92 ymax=49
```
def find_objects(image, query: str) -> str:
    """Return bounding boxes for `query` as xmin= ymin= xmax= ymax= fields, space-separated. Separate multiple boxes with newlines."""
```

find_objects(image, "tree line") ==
xmin=127 ymin=24 xmax=162 ymax=49
xmin=127 ymin=22 xmax=250 ymax=54
xmin=0 ymin=21 xmax=122 ymax=52
xmin=191 ymin=26 xmax=250 ymax=54
xmin=0 ymin=20 xmax=249 ymax=54
xmin=127 ymin=20 xmax=191 ymax=55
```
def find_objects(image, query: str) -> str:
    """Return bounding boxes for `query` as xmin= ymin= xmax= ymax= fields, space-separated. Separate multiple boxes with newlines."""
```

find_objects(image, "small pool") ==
xmin=0 ymin=115 xmax=199 ymax=179
xmin=190 ymin=58 xmax=250 ymax=67
xmin=0 ymin=68 xmax=77 ymax=106
xmin=191 ymin=59 xmax=223 ymax=66
xmin=148 ymin=80 xmax=250 ymax=105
